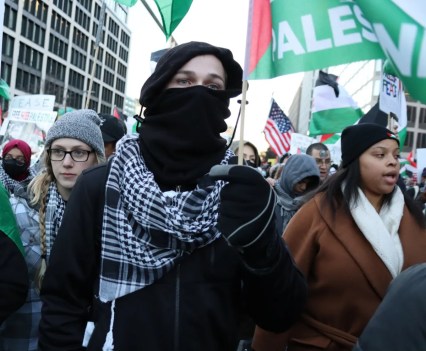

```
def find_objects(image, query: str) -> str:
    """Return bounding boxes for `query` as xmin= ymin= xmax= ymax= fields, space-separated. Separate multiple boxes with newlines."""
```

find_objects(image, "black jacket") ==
xmin=39 ymin=163 xmax=306 ymax=351
xmin=0 ymin=230 xmax=29 ymax=325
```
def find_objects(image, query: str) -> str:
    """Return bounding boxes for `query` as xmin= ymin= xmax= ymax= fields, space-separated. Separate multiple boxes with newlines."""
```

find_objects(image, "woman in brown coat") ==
xmin=253 ymin=123 xmax=426 ymax=351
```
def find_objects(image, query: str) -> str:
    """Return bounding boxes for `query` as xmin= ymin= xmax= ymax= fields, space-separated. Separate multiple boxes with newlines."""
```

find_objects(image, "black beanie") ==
xmin=341 ymin=123 xmax=399 ymax=167
xmin=139 ymin=41 xmax=243 ymax=107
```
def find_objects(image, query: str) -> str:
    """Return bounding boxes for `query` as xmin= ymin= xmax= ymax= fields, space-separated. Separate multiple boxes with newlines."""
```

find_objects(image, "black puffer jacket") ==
xmin=39 ymin=163 xmax=307 ymax=351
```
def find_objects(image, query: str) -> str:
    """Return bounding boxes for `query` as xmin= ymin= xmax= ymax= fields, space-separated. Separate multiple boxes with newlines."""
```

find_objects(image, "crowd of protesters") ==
xmin=0 ymin=41 xmax=425 ymax=351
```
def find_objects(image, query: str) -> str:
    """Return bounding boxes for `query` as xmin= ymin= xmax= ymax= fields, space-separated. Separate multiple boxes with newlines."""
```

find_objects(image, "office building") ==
xmin=1 ymin=0 xmax=131 ymax=114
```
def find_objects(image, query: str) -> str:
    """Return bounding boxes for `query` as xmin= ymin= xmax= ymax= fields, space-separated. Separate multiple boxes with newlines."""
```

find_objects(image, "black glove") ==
xmin=209 ymin=164 xmax=279 ymax=268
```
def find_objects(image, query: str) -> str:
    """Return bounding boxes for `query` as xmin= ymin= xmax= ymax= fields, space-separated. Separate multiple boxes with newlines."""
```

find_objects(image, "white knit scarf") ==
xmin=349 ymin=186 xmax=404 ymax=278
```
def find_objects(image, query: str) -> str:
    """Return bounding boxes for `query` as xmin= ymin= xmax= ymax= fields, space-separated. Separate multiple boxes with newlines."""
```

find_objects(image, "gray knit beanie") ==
xmin=45 ymin=109 xmax=105 ymax=158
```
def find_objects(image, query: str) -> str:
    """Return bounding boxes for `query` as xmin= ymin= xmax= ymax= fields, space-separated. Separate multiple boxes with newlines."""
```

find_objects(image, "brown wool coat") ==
xmin=253 ymin=193 xmax=426 ymax=351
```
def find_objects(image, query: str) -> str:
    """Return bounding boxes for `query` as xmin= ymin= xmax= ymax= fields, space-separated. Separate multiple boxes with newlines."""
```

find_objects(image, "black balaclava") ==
xmin=2 ymin=159 xmax=27 ymax=179
xmin=138 ymin=41 xmax=243 ymax=187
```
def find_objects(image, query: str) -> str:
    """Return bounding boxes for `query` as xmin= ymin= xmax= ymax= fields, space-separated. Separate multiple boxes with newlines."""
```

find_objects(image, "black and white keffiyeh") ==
xmin=0 ymin=164 xmax=34 ymax=194
xmin=44 ymin=182 xmax=66 ymax=260
xmin=99 ymin=135 xmax=233 ymax=302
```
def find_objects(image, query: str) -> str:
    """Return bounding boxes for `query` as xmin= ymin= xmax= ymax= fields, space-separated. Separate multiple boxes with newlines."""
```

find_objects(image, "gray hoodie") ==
xmin=274 ymin=154 xmax=320 ymax=235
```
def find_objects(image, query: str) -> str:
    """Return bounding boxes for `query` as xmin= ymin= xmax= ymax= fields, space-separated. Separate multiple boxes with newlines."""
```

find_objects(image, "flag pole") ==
xmin=140 ymin=0 xmax=177 ymax=44
xmin=238 ymin=80 xmax=249 ymax=165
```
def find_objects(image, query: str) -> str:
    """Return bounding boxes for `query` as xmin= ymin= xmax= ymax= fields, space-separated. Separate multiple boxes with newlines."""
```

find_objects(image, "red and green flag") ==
xmin=245 ymin=0 xmax=426 ymax=103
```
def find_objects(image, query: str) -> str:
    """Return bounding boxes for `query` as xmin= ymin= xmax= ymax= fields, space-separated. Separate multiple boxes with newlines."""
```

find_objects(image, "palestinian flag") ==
xmin=308 ymin=71 xmax=363 ymax=136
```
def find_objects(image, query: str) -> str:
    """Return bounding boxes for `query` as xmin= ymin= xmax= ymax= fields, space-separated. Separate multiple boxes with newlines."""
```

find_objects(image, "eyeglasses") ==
xmin=4 ymin=154 xmax=26 ymax=166
xmin=47 ymin=148 xmax=93 ymax=162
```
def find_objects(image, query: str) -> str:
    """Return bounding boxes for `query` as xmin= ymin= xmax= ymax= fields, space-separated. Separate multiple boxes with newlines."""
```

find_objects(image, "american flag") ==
xmin=263 ymin=99 xmax=294 ymax=156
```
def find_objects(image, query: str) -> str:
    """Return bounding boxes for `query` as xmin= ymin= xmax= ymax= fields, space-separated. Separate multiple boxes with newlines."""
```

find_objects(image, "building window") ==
xmin=107 ymin=35 xmax=118 ymax=52
xmin=46 ymin=58 xmax=66 ymax=81
xmin=16 ymin=68 xmax=41 ymax=94
xmin=21 ymin=17 xmax=45 ymax=47
xmin=117 ymin=62 xmax=127 ymax=78
xmin=44 ymin=80 xmax=65 ymax=105
xmin=1 ymin=63 xmax=12 ymax=83
xmin=77 ymin=0 xmax=92 ymax=12
xmin=116 ymin=77 xmax=125 ymax=93
xmin=114 ymin=94 xmax=124 ymax=109
xmin=105 ymin=53 xmax=116 ymax=70
xmin=68 ymin=69 xmax=84 ymax=90
xmin=53 ymin=0 xmax=72 ymax=17
xmin=108 ymin=18 xmax=119 ymax=37
xmin=103 ymin=70 xmax=114 ymax=86
xmin=407 ymin=105 xmax=417 ymax=128
xmin=120 ymin=31 xmax=130 ymax=47
xmin=2 ymin=34 xmax=15 ymax=58
xmin=417 ymin=133 xmax=426 ymax=149
xmin=24 ymin=0 xmax=48 ymax=23
xmin=18 ymin=43 xmax=43 ymax=71
xmin=419 ymin=108 xmax=426 ymax=129
xmin=102 ymin=87 xmax=112 ymax=102
xmin=48 ymin=34 xmax=68 ymax=60
xmin=71 ymin=49 xmax=87 ymax=70
xmin=51 ymin=11 xmax=71 ymax=38
xmin=73 ymin=28 xmax=89 ymax=51
xmin=4 ymin=5 xmax=17 ymax=30
xmin=119 ymin=46 xmax=128 ymax=62
xmin=74 ymin=7 xmax=90 ymax=32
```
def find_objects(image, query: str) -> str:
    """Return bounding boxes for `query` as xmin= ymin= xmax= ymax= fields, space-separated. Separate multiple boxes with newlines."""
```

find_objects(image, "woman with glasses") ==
xmin=0 ymin=139 xmax=34 ymax=195
xmin=0 ymin=110 xmax=105 ymax=351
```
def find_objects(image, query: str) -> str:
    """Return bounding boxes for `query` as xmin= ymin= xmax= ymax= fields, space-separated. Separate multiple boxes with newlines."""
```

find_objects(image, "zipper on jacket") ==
xmin=173 ymin=264 xmax=181 ymax=351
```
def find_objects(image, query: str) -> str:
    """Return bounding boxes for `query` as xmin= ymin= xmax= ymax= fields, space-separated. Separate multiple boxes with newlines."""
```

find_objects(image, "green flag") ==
xmin=113 ymin=0 xmax=138 ymax=7
xmin=356 ymin=1 xmax=426 ymax=104
xmin=0 ymin=184 xmax=25 ymax=256
xmin=246 ymin=0 xmax=385 ymax=79
xmin=153 ymin=0 xmax=193 ymax=40
xmin=309 ymin=71 xmax=363 ymax=136
xmin=0 ymin=79 xmax=11 ymax=100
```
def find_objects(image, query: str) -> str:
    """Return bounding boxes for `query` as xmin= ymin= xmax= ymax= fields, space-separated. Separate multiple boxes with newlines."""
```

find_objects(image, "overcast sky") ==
xmin=126 ymin=0 xmax=303 ymax=151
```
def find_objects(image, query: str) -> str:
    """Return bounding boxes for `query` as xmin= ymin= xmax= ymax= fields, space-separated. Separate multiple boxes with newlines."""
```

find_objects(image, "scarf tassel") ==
xmin=103 ymin=300 xmax=116 ymax=351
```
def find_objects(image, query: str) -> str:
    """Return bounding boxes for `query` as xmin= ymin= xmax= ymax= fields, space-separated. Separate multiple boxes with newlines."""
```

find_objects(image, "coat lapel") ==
xmin=316 ymin=196 xmax=392 ymax=299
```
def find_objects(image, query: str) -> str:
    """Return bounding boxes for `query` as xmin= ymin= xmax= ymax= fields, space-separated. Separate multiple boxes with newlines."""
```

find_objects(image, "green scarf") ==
xmin=0 ymin=183 xmax=25 ymax=256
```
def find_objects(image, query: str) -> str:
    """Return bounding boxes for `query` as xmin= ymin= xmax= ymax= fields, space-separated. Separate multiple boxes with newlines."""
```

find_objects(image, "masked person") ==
xmin=230 ymin=140 xmax=261 ymax=168
xmin=38 ymin=41 xmax=307 ymax=351
xmin=0 ymin=110 xmax=105 ymax=351
xmin=253 ymin=123 xmax=426 ymax=351
xmin=0 ymin=139 xmax=34 ymax=194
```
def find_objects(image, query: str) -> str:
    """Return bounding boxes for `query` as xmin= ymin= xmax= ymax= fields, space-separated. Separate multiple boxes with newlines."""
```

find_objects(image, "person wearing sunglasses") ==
xmin=0 ymin=110 xmax=105 ymax=351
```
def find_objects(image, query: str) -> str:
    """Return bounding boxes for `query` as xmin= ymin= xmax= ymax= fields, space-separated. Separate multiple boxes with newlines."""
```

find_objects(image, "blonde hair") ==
xmin=30 ymin=148 xmax=105 ymax=291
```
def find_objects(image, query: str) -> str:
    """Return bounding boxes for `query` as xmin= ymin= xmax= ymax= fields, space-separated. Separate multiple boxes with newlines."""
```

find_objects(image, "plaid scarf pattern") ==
xmin=0 ymin=164 xmax=35 ymax=194
xmin=44 ymin=182 xmax=66 ymax=259
xmin=99 ymin=135 xmax=232 ymax=302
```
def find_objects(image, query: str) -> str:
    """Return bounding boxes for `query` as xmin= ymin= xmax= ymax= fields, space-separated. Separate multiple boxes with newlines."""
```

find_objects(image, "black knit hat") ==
xmin=139 ymin=41 xmax=243 ymax=107
xmin=341 ymin=123 xmax=399 ymax=167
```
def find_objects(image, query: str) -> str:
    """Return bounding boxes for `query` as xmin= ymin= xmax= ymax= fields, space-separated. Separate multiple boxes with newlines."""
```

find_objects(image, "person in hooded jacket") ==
xmin=0 ymin=139 xmax=34 ymax=194
xmin=252 ymin=123 xmax=426 ymax=351
xmin=274 ymin=154 xmax=320 ymax=235
xmin=38 ymin=41 xmax=307 ymax=351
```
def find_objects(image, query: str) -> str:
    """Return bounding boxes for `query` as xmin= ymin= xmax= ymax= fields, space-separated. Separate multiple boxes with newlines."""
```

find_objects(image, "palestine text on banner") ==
xmin=309 ymin=71 xmax=363 ymax=137
xmin=245 ymin=0 xmax=426 ymax=104
xmin=263 ymin=99 xmax=294 ymax=156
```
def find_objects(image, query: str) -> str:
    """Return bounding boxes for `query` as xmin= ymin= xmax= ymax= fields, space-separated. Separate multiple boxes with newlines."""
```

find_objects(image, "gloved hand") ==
xmin=209 ymin=164 xmax=279 ymax=268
